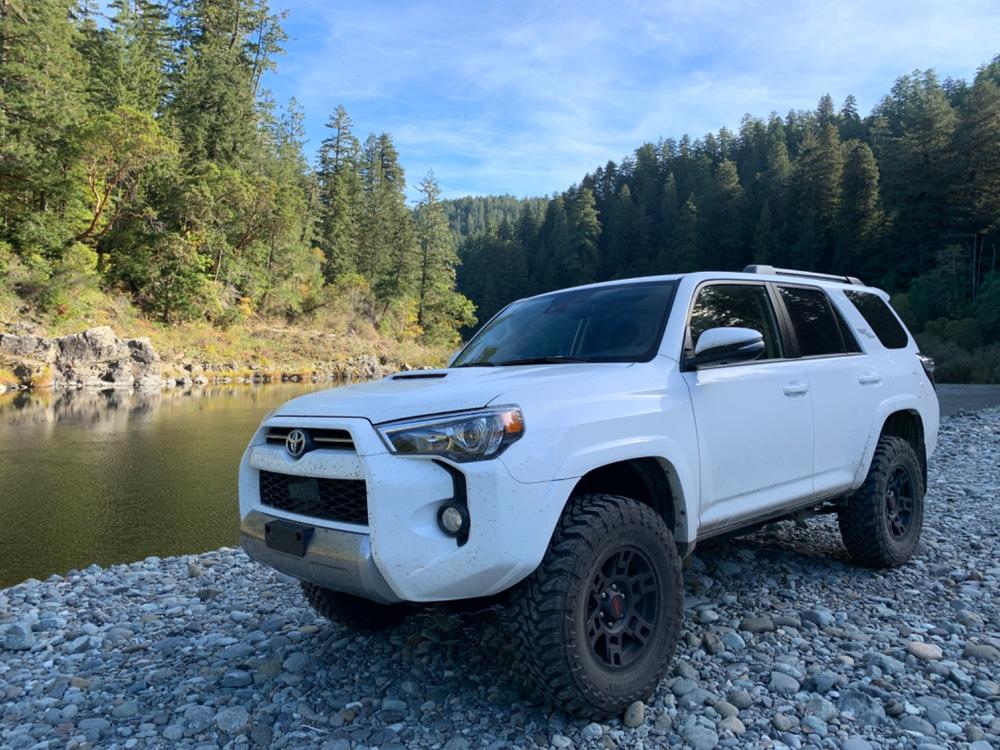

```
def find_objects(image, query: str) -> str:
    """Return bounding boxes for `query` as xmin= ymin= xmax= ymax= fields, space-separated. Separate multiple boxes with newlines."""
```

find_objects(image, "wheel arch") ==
xmin=568 ymin=456 xmax=695 ymax=553
xmin=855 ymin=401 xmax=928 ymax=488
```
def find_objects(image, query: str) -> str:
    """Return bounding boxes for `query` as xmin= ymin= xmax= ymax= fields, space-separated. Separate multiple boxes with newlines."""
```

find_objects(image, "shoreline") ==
xmin=0 ymin=324 xmax=439 ymax=394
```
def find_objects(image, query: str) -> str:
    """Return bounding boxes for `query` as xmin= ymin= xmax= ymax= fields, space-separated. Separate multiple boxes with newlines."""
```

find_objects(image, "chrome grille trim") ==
xmin=265 ymin=426 xmax=355 ymax=451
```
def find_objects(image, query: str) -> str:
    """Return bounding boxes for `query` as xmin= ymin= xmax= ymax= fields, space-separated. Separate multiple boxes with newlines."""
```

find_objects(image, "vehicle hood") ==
xmin=272 ymin=363 xmax=638 ymax=424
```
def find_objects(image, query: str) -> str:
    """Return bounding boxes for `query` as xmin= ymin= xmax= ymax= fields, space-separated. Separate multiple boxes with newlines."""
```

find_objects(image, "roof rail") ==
xmin=743 ymin=264 xmax=864 ymax=286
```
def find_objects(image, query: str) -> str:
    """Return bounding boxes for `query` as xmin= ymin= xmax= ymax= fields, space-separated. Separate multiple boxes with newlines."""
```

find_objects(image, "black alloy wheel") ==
xmin=884 ymin=466 xmax=916 ymax=538
xmin=586 ymin=547 xmax=659 ymax=670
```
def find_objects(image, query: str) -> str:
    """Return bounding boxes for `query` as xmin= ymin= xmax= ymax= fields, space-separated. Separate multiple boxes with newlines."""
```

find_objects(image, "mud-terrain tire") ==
xmin=301 ymin=582 xmax=410 ymax=630
xmin=508 ymin=494 xmax=683 ymax=716
xmin=839 ymin=435 xmax=925 ymax=568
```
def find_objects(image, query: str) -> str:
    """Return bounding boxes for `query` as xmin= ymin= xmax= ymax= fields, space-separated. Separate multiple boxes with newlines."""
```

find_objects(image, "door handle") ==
xmin=858 ymin=372 xmax=882 ymax=386
xmin=783 ymin=381 xmax=809 ymax=397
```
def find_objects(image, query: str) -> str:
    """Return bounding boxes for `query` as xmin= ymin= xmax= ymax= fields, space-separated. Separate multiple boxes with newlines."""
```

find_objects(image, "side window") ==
xmin=778 ymin=286 xmax=855 ymax=357
xmin=844 ymin=290 xmax=910 ymax=349
xmin=689 ymin=284 xmax=783 ymax=360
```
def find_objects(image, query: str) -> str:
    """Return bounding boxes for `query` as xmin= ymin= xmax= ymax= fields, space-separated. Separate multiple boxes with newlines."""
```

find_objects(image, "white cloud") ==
xmin=267 ymin=0 xmax=1000 ymax=198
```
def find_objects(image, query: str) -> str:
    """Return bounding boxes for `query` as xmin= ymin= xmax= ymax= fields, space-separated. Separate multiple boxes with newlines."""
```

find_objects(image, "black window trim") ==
xmin=771 ymin=282 xmax=865 ymax=361
xmin=680 ymin=279 xmax=798 ymax=370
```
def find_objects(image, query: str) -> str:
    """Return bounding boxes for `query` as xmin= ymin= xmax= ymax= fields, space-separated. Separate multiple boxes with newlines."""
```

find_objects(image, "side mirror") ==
xmin=690 ymin=327 xmax=765 ymax=368
xmin=446 ymin=349 xmax=462 ymax=368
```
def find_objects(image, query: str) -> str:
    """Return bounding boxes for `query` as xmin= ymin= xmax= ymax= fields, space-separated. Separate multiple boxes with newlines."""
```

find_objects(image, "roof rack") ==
xmin=743 ymin=265 xmax=864 ymax=286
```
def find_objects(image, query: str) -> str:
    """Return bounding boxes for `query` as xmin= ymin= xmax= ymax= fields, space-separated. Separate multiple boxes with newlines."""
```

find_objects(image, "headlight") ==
xmin=376 ymin=406 xmax=524 ymax=462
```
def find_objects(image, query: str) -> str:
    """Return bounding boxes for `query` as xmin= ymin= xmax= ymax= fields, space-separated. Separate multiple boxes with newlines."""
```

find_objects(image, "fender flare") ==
xmin=852 ymin=395 xmax=927 ymax=488
xmin=552 ymin=435 xmax=699 ymax=544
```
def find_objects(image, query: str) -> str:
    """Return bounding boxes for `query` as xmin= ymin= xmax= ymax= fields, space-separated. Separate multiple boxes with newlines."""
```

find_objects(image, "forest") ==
xmin=453 ymin=59 xmax=1000 ymax=383
xmin=0 ymin=0 xmax=472 ymax=350
xmin=2 ymin=2 xmax=998 ymax=381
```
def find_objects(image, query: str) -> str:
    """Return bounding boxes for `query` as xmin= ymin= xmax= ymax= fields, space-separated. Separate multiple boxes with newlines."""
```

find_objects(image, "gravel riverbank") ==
xmin=2 ymin=409 xmax=999 ymax=750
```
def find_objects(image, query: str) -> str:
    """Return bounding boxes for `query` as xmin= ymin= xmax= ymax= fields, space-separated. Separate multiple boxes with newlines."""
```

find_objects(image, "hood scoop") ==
xmin=391 ymin=372 xmax=448 ymax=380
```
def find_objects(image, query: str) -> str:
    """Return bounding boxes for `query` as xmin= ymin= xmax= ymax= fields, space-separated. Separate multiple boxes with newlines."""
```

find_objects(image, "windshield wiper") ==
xmin=496 ymin=356 xmax=591 ymax=366
xmin=451 ymin=361 xmax=499 ymax=367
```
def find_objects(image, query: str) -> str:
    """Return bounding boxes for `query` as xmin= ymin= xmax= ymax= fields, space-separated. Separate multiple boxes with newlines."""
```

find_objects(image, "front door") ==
xmin=680 ymin=282 xmax=815 ymax=534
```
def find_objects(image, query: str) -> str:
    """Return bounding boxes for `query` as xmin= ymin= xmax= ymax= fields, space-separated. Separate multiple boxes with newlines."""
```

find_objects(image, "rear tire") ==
xmin=301 ymin=582 xmax=410 ymax=630
xmin=508 ymin=494 xmax=683 ymax=717
xmin=838 ymin=435 xmax=924 ymax=568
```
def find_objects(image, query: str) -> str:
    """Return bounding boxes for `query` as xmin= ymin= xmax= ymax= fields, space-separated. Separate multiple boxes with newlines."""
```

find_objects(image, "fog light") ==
xmin=438 ymin=504 xmax=467 ymax=536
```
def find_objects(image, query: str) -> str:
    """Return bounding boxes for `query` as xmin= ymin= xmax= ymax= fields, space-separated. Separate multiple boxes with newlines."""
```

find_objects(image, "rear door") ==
xmin=681 ymin=282 xmax=814 ymax=534
xmin=774 ymin=284 xmax=882 ymax=496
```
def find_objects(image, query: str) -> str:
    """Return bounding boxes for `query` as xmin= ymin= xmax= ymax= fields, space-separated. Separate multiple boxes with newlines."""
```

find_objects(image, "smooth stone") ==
xmin=739 ymin=616 xmax=775 ymax=633
xmin=111 ymin=701 xmax=139 ymax=719
xmin=935 ymin=721 xmax=962 ymax=736
xmin=623 ymin=701 xmax=645 ymax=728
xmin=837 ymin=689 xmax=886 ymax=726
xmin=215 ymin=706 xmax=250 ymax=734
xmin=962 ymin=643 xmax=1000 ymax=662
xmin=899 ymin=715 xmax=936 ymax=735
xmin=906 ymin=641 xmax=943 ymax=661
xmin=801 ymin=715 xmax=827 ymax=736
xmin=768 ymin=671 xmax=800 ymax=695
xmin=220 ymin=669 xmax=252 ymax=688
xmin=714 ymin=700 xmax=738 ymax=719
xmin=727 ymin=689 xmax=753 ymax=709
xmin=682 ymin=725 xmax=719 ymax=750
xmin=718 ymin=715 xmax=745 ymax=734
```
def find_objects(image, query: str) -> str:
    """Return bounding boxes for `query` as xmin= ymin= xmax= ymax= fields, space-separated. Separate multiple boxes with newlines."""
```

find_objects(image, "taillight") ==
xmin=917 ymin=354 xmax=935 ymax=386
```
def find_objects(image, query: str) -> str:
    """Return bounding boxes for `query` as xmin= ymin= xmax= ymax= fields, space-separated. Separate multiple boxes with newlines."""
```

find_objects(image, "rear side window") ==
xmin=778 ymin=286 xmax=858 ymax=357
xmin=844 ymin=290 xmax=909 ymax=349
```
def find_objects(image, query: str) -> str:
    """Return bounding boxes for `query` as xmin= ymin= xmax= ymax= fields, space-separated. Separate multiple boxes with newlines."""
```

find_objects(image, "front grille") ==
xmin=266 ymin=426 xmax=355 ymax=452
xmin=259 ymin=471 xmax=368 ymax=525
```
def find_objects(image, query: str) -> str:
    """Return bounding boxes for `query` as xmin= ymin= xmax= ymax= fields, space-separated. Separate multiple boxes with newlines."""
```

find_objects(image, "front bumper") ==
xmin=240 ymin=510 xmax=399 ymax=603
xmin=238 ymin=416 xmax=574 ymax=603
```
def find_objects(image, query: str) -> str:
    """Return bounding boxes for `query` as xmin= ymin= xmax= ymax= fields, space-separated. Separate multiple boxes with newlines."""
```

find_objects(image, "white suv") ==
xmin=239 ymin=266 xmax=938 ymax=715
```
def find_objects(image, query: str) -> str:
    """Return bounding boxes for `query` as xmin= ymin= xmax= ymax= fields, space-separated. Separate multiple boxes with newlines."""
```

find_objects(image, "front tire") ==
xmin=838 ymin=435 xmax=925 ymax=568
xmin=301 ymin=582 xmax=410 ymax=630
xmin=508 ymin=494 xmax=683 ymax=717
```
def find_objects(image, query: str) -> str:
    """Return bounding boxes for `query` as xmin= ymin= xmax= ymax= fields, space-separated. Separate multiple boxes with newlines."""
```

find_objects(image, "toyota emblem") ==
xmin=285 ymin=429 xmax=308 ymax=458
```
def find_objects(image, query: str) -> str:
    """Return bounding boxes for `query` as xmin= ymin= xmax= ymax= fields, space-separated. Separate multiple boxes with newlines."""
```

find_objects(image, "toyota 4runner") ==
xmin=239 ymin=265 xmax=939 ymax=715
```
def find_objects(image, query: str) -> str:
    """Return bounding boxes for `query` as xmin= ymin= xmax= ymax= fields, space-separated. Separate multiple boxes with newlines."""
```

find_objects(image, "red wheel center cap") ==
xmin=609 ymin=593 xmax=625 ymax=619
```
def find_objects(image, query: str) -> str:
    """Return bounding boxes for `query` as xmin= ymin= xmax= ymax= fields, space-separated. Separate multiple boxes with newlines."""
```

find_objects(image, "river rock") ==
xmin=906 ymin=641 xmax=943 ymax=661
xmin=623 ymin=700 xmax=645 ymax=727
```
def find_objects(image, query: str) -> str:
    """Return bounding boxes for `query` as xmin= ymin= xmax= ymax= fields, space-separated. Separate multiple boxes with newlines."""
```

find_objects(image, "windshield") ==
xmin=452 ymin=280 xmax=679 ymax=367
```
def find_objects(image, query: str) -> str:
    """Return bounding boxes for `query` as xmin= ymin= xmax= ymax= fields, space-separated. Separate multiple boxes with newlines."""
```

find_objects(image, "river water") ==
xmin=0 ymin=383 xmax=323 ymax=587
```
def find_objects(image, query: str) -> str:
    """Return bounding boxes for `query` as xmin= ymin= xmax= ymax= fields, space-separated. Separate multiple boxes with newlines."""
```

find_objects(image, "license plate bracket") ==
xmin=264 ymin=519 xmax=314 ymax=557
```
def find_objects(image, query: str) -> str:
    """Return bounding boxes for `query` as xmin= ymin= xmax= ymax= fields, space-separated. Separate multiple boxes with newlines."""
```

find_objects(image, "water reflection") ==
xmin=0 ymin=383 xmax=326 ymax=586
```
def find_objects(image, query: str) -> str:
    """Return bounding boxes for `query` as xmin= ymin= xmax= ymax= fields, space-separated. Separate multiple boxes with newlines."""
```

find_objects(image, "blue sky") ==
xmin=263 ymin=0 xmax=1000 ymax=200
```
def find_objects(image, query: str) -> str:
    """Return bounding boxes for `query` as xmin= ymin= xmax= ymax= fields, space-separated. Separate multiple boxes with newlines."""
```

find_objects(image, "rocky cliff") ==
xmin=0 ymin=327 xmax=162 ymax=390
xmin=0 ymin=326 xmax=398 ymax=391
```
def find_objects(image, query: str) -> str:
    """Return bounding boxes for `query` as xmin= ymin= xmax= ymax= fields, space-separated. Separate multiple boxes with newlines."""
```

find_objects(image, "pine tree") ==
xmin=672 ymin=195 xmax=700 ymax=272
xmin=316 ymin=105 xmax=361 ymax=279
xmin=82 ymin=0 xmax=173 ymax=113
xmin=792 ymin=125 xmax=844 ymax=269
xmin=169 ymin=0 xmax=286 ymax=167
xmin=0 ymin=0 xmax=88 ymax=251
xmin=414 ymin=172 xmax=456 ymax=331
xmin=958 ymin=76 xmax=1000 ymax=295
xmin=561 ymin=186 xmax=601 ymax=285
xmin=704 ymin=160 xmax=744 ymax=269
xmin=752 ymin=201 xmax=777 ymax=263
xmin=837 ymin=141 xmax=887 ymax=274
